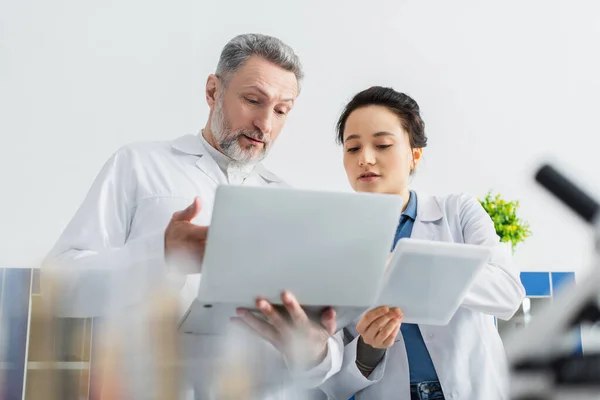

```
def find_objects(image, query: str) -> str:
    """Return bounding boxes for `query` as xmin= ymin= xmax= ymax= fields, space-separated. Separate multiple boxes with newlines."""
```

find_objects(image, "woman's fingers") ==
xmin=374 ymin=314 xmax=402 ymax=342
xmin=359 ymin=307 xmax=403 ymax=349
xmin=380 ymin=321 xmax=402 ymax=348
xmin=356 ymin=306 xmax=390 ymax=334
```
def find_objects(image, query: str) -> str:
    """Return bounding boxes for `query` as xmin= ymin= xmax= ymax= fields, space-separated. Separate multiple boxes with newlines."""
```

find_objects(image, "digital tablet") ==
xmin=178 ymin=185 xmax=403 ymax=335
xmin=377 ymin=238 xmax=492 ymax=325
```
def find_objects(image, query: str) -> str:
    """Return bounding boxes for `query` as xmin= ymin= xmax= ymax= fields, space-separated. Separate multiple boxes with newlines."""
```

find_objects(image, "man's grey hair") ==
xmin=216 ymin=33 xmax=304 ymax=91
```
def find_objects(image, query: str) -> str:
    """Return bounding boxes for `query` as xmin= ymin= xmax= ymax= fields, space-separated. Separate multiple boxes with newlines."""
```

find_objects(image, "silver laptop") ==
xmin=178 ymin=185 xmax=402 ymax=335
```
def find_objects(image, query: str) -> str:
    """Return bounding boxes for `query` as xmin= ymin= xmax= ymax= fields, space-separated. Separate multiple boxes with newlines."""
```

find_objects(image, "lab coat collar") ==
xmin=171 ymin=133 xmax=207 ymax=156
xmin=170 ymin=134 xmax=281 ymax=183
xmin=415 ymin=192 xmax=444 ymax=222
xmin=410 ymin=192 xmax=445 ymax=241
xmin=252 ymin=163 xmax=282 ymax=183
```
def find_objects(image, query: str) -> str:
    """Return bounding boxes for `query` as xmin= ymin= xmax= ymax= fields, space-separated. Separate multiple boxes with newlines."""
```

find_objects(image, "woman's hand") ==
xmin=356 ymin=306 xmax=403 ymax=349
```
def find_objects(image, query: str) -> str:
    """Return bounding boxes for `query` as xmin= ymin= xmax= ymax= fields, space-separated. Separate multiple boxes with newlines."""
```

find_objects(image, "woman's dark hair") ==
xmin=335 ymin=86 xmax=428 ymax=149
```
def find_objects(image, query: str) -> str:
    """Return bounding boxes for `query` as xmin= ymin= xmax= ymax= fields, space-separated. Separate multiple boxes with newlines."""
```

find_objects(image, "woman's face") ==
xmin=342 ymin=105 xmax=422 ymax=195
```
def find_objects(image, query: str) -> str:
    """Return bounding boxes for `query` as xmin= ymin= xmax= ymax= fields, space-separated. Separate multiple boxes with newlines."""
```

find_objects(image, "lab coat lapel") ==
xmin=249 ymin=164 xmax=283 ymax=185
xmin=194 ymin=156 xmax=223 ymax=185
xmin=171 ymin=134 xmax=225 ymax=185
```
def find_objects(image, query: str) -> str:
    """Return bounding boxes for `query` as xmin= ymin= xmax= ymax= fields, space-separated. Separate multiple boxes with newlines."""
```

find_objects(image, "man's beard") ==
xmin=210 ymin=97 xmax=271 ymax=163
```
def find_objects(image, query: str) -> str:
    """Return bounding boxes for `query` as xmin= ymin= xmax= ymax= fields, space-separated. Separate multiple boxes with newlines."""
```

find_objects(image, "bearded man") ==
xmin=42 ymin=33 xmax=341 ymax=400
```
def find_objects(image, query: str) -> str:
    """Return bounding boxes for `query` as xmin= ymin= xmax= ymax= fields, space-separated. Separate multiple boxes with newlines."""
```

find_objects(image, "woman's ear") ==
xmin=411 ymin=148 xmax=423 ymax=170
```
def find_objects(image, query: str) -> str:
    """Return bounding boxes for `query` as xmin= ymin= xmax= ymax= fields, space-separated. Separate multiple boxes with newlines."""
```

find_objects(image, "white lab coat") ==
xmin=42 ymin=133 xmax=289 ymax=317
xmin=317 ymin=193 xmax=526 ymax=400
xmin=41 ymin=133 xmax=340 ymax=399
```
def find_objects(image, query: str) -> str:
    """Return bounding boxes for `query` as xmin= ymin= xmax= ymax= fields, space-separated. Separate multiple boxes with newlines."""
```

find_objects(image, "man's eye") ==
xmin=245 ymin=98 xmax=259 ymax=104
xmin=347 ymin=147 xmax=359 ymax=153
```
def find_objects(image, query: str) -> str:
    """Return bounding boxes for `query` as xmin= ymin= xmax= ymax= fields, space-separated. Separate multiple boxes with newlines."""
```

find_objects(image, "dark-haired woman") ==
xmin=317 ymin=86 xmax=525 ymax=400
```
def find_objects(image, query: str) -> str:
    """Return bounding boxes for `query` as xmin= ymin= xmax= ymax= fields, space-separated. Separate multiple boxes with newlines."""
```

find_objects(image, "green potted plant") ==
xmin=478 ymin=191 xmax=531 ymax=253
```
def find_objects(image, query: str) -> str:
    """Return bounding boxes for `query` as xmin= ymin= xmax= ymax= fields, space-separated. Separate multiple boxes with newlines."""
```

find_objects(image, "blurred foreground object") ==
xmin=16 ymin=267 xmax=183 ymax=400
xmin=91 ymin=286 xmax=182 ymax=399
xmin=504 ymin=164 xmax=600 ymax=399
xmin=18 ymin=273 xmax=67 ymax=400
xmin=5 ymin=258 xmax=324 ymax=400
xmin=209 ymin=321 xmax=319 ymax=399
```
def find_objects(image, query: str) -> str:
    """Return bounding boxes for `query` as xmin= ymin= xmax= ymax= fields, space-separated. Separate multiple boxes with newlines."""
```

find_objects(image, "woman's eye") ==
xmin=245 ymin=98 xmax=259 ymax=105
xmin=347 ymin=147 xmax=360 ymax=153
xmin=377 ymin=144 xmax=392 ymax=150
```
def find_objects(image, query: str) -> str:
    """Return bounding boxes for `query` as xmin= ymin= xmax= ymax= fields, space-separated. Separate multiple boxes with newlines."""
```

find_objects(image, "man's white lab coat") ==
xmin=42 ymin=133 xmax=340 ymax=399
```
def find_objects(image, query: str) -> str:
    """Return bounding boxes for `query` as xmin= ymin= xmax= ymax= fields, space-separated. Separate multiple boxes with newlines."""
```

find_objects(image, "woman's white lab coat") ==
xmin=317 ymin=193 xmax=526 ymax=400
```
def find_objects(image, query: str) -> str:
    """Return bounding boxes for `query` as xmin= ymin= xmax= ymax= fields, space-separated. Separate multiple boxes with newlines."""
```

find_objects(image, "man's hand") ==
xmin=164 ymin=197 xmax=208 ymax=273
xmin=356 ymin=306 xmax=403 ymax=349
xmin=234 ymin=291 xmax=336 ymax=369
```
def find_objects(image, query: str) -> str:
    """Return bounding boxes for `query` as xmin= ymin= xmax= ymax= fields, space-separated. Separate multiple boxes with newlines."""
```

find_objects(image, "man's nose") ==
xmin=253 ymin=109 xmax=273 ymax=135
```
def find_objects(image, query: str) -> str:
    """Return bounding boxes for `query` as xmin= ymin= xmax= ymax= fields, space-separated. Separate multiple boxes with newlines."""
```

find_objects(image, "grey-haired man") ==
xmin=42 ymin=33 xmax=340 ymax=399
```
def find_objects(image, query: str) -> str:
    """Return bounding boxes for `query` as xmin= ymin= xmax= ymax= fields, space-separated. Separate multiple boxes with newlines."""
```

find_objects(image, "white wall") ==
xmin=2 ymin=0 xmax=600 ymax=276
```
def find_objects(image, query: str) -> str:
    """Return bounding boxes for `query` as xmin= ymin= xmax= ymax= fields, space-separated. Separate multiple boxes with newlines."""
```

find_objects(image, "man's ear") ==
xmin=206 ymin=74 xmax=220 ymax=110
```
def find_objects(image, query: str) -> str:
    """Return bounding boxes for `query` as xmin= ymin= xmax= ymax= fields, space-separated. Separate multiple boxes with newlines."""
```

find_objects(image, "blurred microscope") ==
xmin=504 ymin=164 xmax=600 ymax=400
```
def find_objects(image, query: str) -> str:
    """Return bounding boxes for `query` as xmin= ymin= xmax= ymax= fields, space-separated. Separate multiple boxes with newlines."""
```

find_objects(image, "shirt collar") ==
xmin=170 ymin=133 xmax=283 ymax=184
xmin=402 ymin=190 xmax=418 ymax=221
